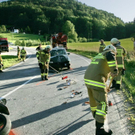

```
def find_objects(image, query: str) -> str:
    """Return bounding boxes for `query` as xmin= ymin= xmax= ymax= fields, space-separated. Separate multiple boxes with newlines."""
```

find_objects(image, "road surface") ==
xmin=0 ymin=46 xmax=134 ymax=135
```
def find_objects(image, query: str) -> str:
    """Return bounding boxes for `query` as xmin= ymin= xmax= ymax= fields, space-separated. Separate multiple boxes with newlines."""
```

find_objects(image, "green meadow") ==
xmin=0 ymin=33 xmax=44 ymax=44
xmin=68 ymin=38 xmax=134 ymax=52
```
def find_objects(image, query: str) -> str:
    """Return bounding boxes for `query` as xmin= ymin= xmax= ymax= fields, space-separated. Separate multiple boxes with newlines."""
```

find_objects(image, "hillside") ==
xmin=0 ymin=0 xmax=127 ymax=41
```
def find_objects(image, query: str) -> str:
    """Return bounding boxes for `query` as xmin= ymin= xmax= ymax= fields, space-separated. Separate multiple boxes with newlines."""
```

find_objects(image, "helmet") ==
xmin=100 ymin=39 xmax=104 ymax=42
xmin=103 ymin=45 xmax=116 ymax=53
xmin=110 ymin=38 xmax=119 ymax=44
xmin=45 ymin=45 xmax=52 ymax=51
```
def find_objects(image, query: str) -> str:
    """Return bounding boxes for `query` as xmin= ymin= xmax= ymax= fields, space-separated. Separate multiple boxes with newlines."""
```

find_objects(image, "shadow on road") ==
xmin=12 ymin=97 xmax=91 ymax=129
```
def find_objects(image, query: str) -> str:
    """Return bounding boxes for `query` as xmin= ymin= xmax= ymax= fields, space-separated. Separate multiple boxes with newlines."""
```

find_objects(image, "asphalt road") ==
xmin=0 ymin=46 xmax=134 ymax=135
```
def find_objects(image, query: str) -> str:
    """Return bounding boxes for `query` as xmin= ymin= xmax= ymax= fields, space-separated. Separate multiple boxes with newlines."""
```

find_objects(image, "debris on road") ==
xmin=85 ymin=101 xmax=90 ymax=104
xmin=108 ymin=101 xmax=113 ymax=106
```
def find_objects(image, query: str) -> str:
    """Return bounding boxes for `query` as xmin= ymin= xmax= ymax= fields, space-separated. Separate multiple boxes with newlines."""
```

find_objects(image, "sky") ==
xmin=0 ymin=0 xmax=135 ymax=23
xmin=78 ymin=0 xmax=135 ymax=23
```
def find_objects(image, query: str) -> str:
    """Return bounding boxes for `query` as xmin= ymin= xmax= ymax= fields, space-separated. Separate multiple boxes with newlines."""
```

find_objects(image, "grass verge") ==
xmin=2 ymin=55 xmax=20 ymax=69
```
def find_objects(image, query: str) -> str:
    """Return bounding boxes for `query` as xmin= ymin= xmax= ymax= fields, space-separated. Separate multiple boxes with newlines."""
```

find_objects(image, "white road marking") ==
xmin=2 ymin=52 xmax=90 ymax=98
xmin=2 ymin=76 xmax=36 ymax=98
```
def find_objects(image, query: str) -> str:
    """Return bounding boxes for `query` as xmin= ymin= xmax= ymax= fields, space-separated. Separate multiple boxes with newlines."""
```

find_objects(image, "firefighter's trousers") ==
xmin=41 ymin=63 xmax=49 ymax=78
xmin=86 ymin=84 xmax=108 ymax=123
xmin=17 ymin=52 xmax=20 ymax=59
xmin=114 ymin=68 xmax=122 ymax=87
xmin=0 ymin=63 xmax=3 ymax=71
xmin=21 ymin=55 xmax=26 ymax=61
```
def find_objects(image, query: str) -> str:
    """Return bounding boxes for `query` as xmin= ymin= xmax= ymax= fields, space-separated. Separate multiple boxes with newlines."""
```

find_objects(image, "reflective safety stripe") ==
xmin=117 ymin=49 xmax=123 ymax=57
xmin=101 ymin=102 xmax=106 ymax=111
xmin=96 ymin=101 xmax=106 ymax=116
xmin=91 ymin=62 xmax=99 ymax=64
xmin=116 ymin=81 xmax=121 ymax=84
xmin=91 ymin=53 xmax=105 ymax=65
xmin=84 ymin=79 xmax=106 ymax=88
xmin=117 ymin=64 xmax=123 ymax=68
xmin=96 ymin=109 xmax=106 ymax=116
xmin=91 ymin=106 xmax=97 ymax=111
xmin=107 ymin=61 xmax=116 ymax=67
xmin=41 ymin=52 xmax=45 ymax=54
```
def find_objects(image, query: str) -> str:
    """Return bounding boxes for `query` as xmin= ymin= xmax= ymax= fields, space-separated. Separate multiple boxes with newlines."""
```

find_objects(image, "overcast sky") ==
xmin=78 ymin=0 xmax=135 ymax=23
xmin=0 ymin=0 xmax=135 ymax=23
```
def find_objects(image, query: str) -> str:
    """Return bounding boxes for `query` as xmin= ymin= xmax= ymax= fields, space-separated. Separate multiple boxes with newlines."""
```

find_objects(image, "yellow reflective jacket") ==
xmin=99 ymin=43 xmax=106 ymax=53
xmin=21 ymin=49 xmax=26 ymax=56
xmin=39 ymin=50 xmax=50 ymax=64
xmin=0 ymin=55 xmax=2 ymax=64
xmin=84 ymin=51 xmax=118 ymax=91
xmin=115 ymin=45 xmax=126 ymax=69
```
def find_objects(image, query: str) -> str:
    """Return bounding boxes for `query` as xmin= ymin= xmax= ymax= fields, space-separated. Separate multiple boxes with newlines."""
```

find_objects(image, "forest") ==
xmin=0 ymin=0 xmax=135 ymax=41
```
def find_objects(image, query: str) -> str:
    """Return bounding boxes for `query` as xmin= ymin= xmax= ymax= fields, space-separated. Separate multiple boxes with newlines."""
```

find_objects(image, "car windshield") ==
xmin=0 ymin=41 xmax=8 ymax=45
xmin=51 ymin=49 xmax=66 ymax=56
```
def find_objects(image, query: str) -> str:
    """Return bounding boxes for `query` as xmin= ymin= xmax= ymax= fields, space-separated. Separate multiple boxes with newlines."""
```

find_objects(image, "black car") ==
xmin=49 ymin=47 xmax=71 ymax=70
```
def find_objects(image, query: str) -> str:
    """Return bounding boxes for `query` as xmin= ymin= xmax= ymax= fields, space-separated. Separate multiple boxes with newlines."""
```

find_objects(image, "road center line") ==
xmin=2 ymin=76 xmax=36 ymax=98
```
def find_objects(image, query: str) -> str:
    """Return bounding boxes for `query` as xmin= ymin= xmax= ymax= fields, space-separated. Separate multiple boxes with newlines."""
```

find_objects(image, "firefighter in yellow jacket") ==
xmin=39 ymin=45 xmax=51 ymax=80
xmin=99 ymin=39 xmax=106 ymax=53
xmin=84 ymin=45 xmax=118 ymax=135
xmin=110 ymin=38 xmax=126 ymax=89
xmin=17 ymin=46 xmax=21 ymax=60
xmin=0 ymin=51 xmax=3 ymax=72
xmin=21 ymin=47 xmax=27 ymax=62
xmin=0 ymin=51 xmax=4 ymax=72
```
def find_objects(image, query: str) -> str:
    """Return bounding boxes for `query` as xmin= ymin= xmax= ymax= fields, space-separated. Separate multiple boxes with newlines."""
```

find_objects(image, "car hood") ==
xmin=50 ymin=54 xmax=70 ymax=63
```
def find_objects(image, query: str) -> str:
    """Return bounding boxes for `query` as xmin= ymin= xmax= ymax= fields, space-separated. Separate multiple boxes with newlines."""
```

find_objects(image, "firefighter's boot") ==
xmin=41 ymin=75 xmax=44 ymax=80
xmin=115 ymin=84 xmax=120 ymax=90
xmin=110 ymin=80 xmax=116 ymax=89
xmin=96 ymin=121 xmax=113 ymax=135
xmin=45 ymin=76 xmax=48 ymax=80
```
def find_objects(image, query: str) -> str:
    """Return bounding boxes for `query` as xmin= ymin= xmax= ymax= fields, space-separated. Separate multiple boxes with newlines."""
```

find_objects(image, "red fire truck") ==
xmin=0 ymin=38 xmax=9 ymax=52
xmin=51 ymin=32 xmax=68 ymax=49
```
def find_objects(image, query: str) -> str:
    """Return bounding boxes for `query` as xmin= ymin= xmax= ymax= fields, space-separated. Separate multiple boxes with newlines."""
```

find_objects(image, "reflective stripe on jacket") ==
xmin=84 ymin=51 xmax=117 ymax=90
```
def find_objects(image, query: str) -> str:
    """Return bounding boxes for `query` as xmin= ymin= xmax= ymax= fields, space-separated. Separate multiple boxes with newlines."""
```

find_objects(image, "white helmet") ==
xmin=103 ymin=45 xmax=116 ymax=53
xmin=45 ymin=45 xmax=52 ymax=51
xmin=110 ymin=38 xmax=119 ymax=44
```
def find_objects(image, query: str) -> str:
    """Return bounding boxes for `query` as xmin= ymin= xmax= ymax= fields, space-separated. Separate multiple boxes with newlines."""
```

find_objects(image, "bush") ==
xmin=21 ymin=40 xmax=26 ymax=46
xmin=26 ymin=41 xmax=33 ymax=46
xmin=15 ymin=40 xmax=21 ymax=46
xmin=68 ymin=39 xmax=74 ymax=43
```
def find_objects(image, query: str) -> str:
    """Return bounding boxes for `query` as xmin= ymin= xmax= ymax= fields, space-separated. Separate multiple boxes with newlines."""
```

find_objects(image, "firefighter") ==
xmin=36 ymin=44 xmax=43 ymax=70
xmin=17 ymin=46 xmax=21 ymax=60
xmin=0 ymin=51 xmax=3 ymax=72
xmin=131 ymin=37 xmax=135 ymax=50
xmin=99 ymin=39 xmax=106 ymax=53
xmin=84 ymin=45 xmax=118 ymax=135
xmin=38 ymin=45 xmax=51 ymax=80
xmin=36 ymin=44 xmax=42 ymax=51
xmin=21 ymin=47 xmax=27 ymax=62
xmin=110 ymin=38 xmax=126 ymax=89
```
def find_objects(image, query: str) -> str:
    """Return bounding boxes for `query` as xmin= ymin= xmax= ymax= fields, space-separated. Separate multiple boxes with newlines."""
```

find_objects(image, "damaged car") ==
xmin=49 ymin=47 xmax=71 ymax=71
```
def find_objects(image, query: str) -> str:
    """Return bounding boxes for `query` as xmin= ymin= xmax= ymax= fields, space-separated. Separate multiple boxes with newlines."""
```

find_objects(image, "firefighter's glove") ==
xmin=122 ymin=68 xmax=126 ymax=75
xmin=107 ymin=87 xmax=111 ymax=93
xmin=111 ymin=69 xmax=118 ymax=77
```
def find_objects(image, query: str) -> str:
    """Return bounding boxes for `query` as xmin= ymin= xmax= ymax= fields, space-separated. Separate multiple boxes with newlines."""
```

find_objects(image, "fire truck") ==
xmin=51 ymin=32 xmax=68 ymax=49
xmin=0 ymin=38 xmax=9 ymax=52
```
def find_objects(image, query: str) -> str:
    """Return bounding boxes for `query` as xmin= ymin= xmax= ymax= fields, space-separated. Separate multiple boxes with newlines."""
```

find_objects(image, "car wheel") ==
xmin=0 ymin=114 xmax=11 ymax=135
xmin=67 ymin=66 xmax=70 ymax=69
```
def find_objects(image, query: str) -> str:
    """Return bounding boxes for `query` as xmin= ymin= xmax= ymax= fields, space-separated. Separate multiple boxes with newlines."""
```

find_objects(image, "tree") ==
xmin=62 ymin=20 xmax=78 ymax=42
xmin=0 ymin=25 xmax=7 ymax=33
